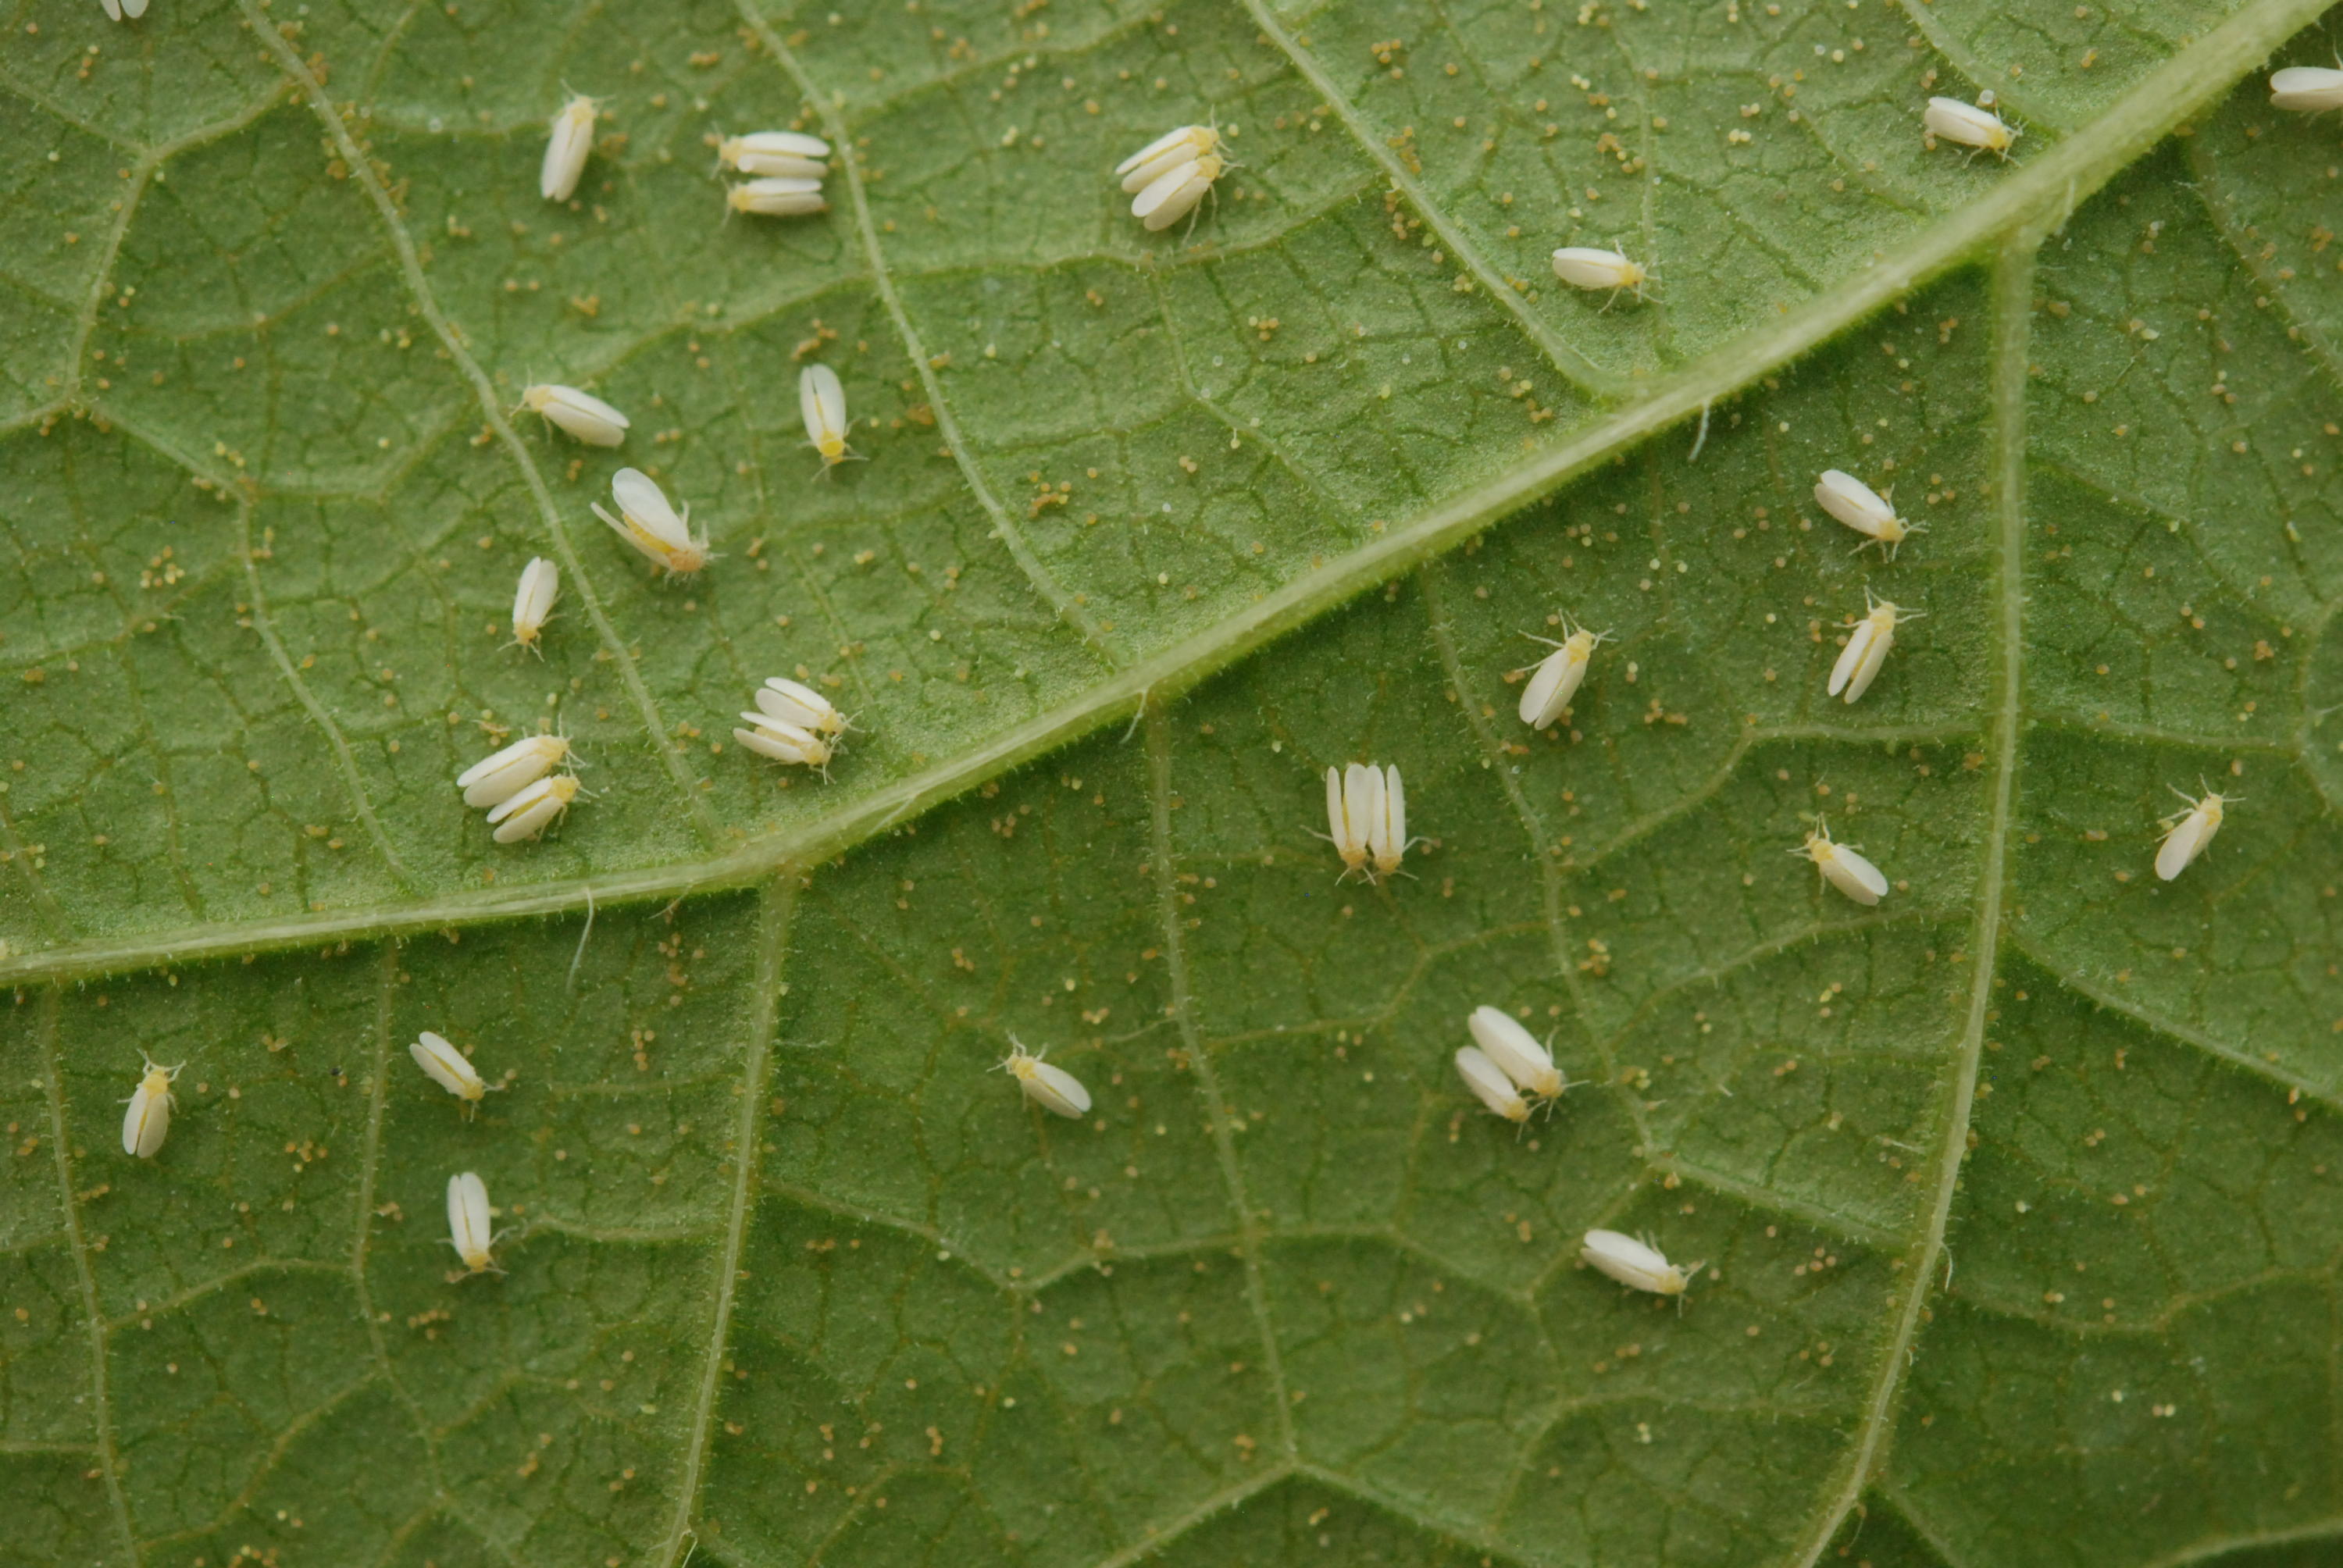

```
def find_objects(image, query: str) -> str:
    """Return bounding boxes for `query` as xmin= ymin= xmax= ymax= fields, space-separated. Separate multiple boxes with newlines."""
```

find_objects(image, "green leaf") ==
xmin=2 ymin=0 xmax=2340 ymax=1563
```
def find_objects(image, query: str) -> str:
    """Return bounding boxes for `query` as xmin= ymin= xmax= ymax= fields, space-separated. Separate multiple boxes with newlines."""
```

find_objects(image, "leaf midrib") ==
xmin=2 ymin=0 xmax=2322 ymax=1004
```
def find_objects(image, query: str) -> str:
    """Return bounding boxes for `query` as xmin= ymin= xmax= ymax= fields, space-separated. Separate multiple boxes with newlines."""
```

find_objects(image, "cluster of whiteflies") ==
xmin=719 ymin=130 xmax=833 ymax=219
xmin=734 ymin=676 xmax=850 ymax=772
xmin=455 ymin=732 xmax=581 ymax=843
xmin=1323 ymin=763 xmax=1412 ymax=882
xmin=1545 ymin=93 xmax=2021 ymax=306
xmin=1114 ymin=124 xmax=1230 ymax=232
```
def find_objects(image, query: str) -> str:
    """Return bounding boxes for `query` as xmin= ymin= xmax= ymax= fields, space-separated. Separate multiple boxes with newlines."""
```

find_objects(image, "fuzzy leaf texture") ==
xmin=2 ymin=0 xmax=2341 ymax=1564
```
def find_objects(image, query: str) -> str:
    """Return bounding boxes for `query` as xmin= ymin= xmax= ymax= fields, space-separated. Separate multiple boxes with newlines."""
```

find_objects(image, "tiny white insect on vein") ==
xmin=1322 ymin=764 xmax=1380 ymax=881
xmin=446 ymin=1171 xmax=503 ymax=1274
xmin=1467 ymin=1006 xmax=1565 ymax=1099
xmin=520 ymin=383 xmax=629 ymax=447
xmin=1794 ymin=817 xmax=1890 ymax=906
xmin=1550 ymin=245 xmax=1653 ymax=304
xmin=487 ymin=774 xmax=580 ymax=843
xmin=1828 ymin=590 xmax=1917 ymax=704
xmin=2271 ymin=66 xmax=2343 ymax=112
xmin=1517 ymin=617 xmax=1607 ymax=729
xmin=756 ymin=677 xmax=849 ymax=736
xmin=509 ymin=558 xmax=559 ymax=652
xmin=455 ymin=732 xmax=572 ymax=809
xmin=593 ymin=468 xmax=712 ymax=576
xmin=720 ymin=130 xmax=831 ymax=178
xmin=799 ymin=365 xmax=859 ymax=474
xmin=1922 ymin=95 xmax=2018 ymax=158
xmin=1454 ymin=1046 xmax=1532 ymax=1124
xmin=1813 ymin=469 xmax=1924 ymax=558
xmin=1368 ymin=764 xmax=1413 ymax=878
xmin=1582 ymin=1229 xmax=1703 ymax=1296
xmin=727 ymin=177 xmax=828 ymax=217
xmin=121 ymin=1053 xmax=184 ymax=1159
xmin=2155 ymin=785 xmax=2231 ymax=882
xmin=541 ymin=94 xmax=600 ymax=202
xmin=1116 ymin=124 xmax=1220 ymax=193
xmin=1000 ymin=1039 xmax=1092 ymax=1118
xmin=409 ymin=1031 xmax=499 ymax=1114
xmin=1131 ymin=153 xmax=1225 ymax=232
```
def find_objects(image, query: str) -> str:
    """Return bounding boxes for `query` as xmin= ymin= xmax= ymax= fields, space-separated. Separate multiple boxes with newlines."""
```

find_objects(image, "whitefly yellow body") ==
xmin=1582 ymin=1228 xmax=1703 ymax=1296
xmin=799 ymin=364 xmax=856 ymax=472
xmin=1117 ymin=124 xmax=1219 ymax=192
xmin=2271 ymin=66 xmax=2343 ymax=112
xmin=1000 ymin=1039 xmax=1092 ymax=1118
xmin=1518 ymin=619 xmax=1607 ymax=729
xmin=1368 ymin=764 xmax=1411 ymax=878
xmin=1796 ymin=819 xmax=1890 ymax=906
xmin=757 ymin=677 xmax=847 ymax=736
xmin=727 ymin=176 xmax=827 ymax=217
xmin=720 ymin=130 xmax=830 ymax=178
xmin=409 ymin=1030 xmax=494 ymax=1114
xmin=1550 ymin=245 xmax=1651 ymax=301
xmin=541 ymin=94 xmax=599 ymax=201
xmin=446 ymin=1171 xmax=501 ymax=1274
xmin=1813 ymin=469 xmax=1922 ymax=558
xmin=1923 ymin=96 xmax=2018 ymax=157
xmin=1467 ymin=1006 xmax=1564 ymax=1099
xmin=121 ymin=1053 xmax=184 ymax=1158
xmin=1324 ymin=763 xmax=1382 ymax=880
xmin=487 ymin=773 xmax=580 ymax=843
xmin=1454 ymin=1046 xmax=1532 ymax=1124
xmin=2155 ymin=787 xmax=2229 ymax=882
xmin=593 ymin=468 xmax=711 ymax=576
xmin=733 ymin=715 xmax=834 ymax=769
xmin=1132 ymin=153 xmax=1225 ymax=232
xmin=522 ymin=383 xmax=629 ymax=447
xmin=1829 ymin=590 xmax=1914 ymax=704
xmin=509 ymin=557 xmax=559 ymax=651
xmin=456 ymin=732 xmax=571 ymax=809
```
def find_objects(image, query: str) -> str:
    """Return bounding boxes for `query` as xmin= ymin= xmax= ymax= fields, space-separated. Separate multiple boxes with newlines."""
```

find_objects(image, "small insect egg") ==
xmin=540 ymin=94 xmax=600 ymax=203
xmin=1000 ymin=1039 xmax=1092 ymax=1117
xmin=509 ymin=557 xmax=560 ymax=651
xmin=120 ymin=1053 xmax=184 ymax=1159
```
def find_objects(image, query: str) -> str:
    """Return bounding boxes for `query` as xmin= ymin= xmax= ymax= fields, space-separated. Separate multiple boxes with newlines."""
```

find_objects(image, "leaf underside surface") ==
xmin=4 ymin=0 xmax=2343 ymax=1565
